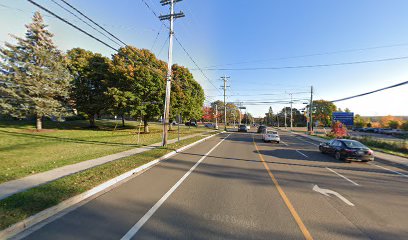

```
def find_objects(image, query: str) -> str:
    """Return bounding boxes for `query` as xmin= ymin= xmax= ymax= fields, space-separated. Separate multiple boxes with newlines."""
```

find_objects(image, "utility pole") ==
xmin=290 ymin=93 xmax=293 ymax=130
xmin=221 ymin=75 xmax=230 ymax=131
xmin=277 ymin=114 xmax=280 ymax=129
xmin=232 ymin=111 xmax=236 ymax=128
xmin=215 ymin=104 xmax=218 ymax=129
xmin=309 ymin=86 xmax=314 ymax=134
xmin=284 ymin=107 xmax=287 ymax=129
xmin=160 ymin=0 xmax=185 ymax=146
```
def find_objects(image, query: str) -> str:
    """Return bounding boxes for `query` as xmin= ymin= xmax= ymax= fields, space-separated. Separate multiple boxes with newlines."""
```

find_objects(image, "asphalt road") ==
xmin=19 ymin=130 xmax=408 ymax=240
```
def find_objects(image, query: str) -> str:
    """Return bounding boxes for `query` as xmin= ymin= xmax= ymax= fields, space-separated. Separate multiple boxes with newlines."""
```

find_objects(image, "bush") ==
xmin=353 ymin=137 xmax=408 ymax=155
xmin=402 ymin=121 xmax=408 ymax=131
xmin=388 ymin=120 xmax=400 ymax=129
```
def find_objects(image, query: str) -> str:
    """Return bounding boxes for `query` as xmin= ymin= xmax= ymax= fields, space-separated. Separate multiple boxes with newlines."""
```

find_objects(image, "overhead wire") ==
xmin=194 ymin=55 xmax=408 ymax=71
xmin=27 ymin=0 xmax=119 ymax=52
xmin=330 ymin=80 xmax=408 ymax=103
xmin=205 ymin=42 xmax=408 ymax=69
xmin=50 ymin=0 xmax=122 ymax=47
xmin=57 ymin=0 xmax=127 ymax=46
xmin=139 ymin=0 xmax=222 ymax=94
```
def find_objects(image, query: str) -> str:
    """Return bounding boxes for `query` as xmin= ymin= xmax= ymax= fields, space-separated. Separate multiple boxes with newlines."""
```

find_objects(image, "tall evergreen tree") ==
xmin=0 ymin=12 xmax=72 ymax=130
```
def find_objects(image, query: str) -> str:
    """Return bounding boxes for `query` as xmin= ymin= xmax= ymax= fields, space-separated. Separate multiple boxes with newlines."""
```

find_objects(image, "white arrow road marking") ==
xmin=313 ymin=184 xmax=355 ymax=206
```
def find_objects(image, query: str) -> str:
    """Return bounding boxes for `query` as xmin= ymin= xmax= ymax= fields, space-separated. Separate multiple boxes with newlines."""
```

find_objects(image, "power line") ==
xmin=205 ymin=42 xmax=408 ymax=69
xmin=194 ymin=55 xmax=408 ymax=71
xmin=157 ymin=36 xmax=169 ymax=57
xmin=50 ymin=0 xmax=122 ymax=47
xmin=228 ymin=91 xmax=310 ymax=97
xmin=150 ymin=24 xmax=163 ymax=51
xmin=27 ymin=0 xmax=119 ymax=52
xmin=139 ymin=0 xmax=221 ymax=94
xmin=174 ymin=36 xmax=222 ymax=94
xmin=58 ymin=0 xmax=127 ymax=46
xmin=331 ymin=80 xmax=408 ymax=103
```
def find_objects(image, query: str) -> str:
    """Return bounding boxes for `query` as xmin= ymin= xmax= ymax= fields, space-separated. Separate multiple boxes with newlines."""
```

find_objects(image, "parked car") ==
xmin=246 ymin=125 xmax=251 ymax=130
xmin=238 ymin=124 xmax=248 ymax=132
xmin=319 ymin=139 xmax=374 ymax=162
xmin=204 ymin=123 xmax=213 ymax=128
xmin=257 ymin=125 xmax=267 ymax=133
xmin=390 ymin=129 xmax=407 ymax=136
xmin=361 ymin=128 xmax=374 ymax=133
xmin=262 ymin=129 xmax=280 ymax=143
xmin=185 ymin=121 xmax=197 ymax=127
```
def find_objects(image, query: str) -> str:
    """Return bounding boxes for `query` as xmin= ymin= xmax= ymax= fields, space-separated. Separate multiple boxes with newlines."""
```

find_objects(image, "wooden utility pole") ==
xmin=159 ymin=0 xmax=184 ymax=146
xmin=221 ymin=75 xmax=230 ymax=131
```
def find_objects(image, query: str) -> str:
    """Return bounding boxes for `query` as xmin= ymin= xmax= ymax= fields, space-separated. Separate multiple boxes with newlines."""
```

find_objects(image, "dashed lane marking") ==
xmin=326 ymin=167 xmax=360 ymax=186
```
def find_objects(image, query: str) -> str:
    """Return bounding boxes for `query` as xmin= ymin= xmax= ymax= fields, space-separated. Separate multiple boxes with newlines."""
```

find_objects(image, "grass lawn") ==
xmin=0 ymin=135 xmax=210 ymax=230
xmin=0 ymin=119 xmax=212 ymax=184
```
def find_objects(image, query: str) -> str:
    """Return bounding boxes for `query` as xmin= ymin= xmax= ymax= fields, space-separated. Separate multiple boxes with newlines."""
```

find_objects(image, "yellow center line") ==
xmin=253 ymin=135 xmax=313 ymax=240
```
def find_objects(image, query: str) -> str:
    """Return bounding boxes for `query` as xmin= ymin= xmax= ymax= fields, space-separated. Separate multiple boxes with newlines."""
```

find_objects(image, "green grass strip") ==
xmin=0 ymin=135 xmax=207 ymax=230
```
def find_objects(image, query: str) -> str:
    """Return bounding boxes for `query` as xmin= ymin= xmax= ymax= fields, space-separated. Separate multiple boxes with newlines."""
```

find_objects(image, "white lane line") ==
xmin=120 ymin=134 xmax=230 ymax=240
xmin=295 ymin=137 xmax=319 ymax=146
xmin=281 ymin=141 xmax=289 ymax=146
xmin=296 ymin=150 xmax=308 ymax=158
xmin=369 ymin=163 xmax=408 ymax=178
xmin=326 ymin=167 xmax=360 ymax=186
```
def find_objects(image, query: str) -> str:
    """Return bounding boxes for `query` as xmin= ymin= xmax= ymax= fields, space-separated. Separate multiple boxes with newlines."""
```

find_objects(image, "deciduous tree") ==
xmin=67 ymin=48 xmax=110 ymax=127
xmin=311 ymin=100 xmax=337 ymax=126
xmin=171 ymin=64 xmax=204 ymax=123
xmin=107 ymin=46 xmax=167 ymax=132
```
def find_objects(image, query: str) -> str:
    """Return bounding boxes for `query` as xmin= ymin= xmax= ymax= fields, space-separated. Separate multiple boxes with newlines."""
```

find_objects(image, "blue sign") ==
xmin=332 ymin=112 xmax=354 ymax=126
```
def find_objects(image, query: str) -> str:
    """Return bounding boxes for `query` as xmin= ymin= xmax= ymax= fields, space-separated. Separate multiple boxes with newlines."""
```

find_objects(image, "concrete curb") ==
xmin=0 ymin=131 xmax=223 ymax=239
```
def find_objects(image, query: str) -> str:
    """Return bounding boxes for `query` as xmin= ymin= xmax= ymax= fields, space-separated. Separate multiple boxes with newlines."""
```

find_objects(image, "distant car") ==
xmin=246 ymin=125 xmax=251 ymax=130
xmin=373 ymin=128 xmax=381 ymax=133
xmin=390 ymin=129 xmax=406 ymax=135
xmin=352 ymin=127 xmax=363 ymax=132
xmin=319 ymin=139 xmax=374 ymax=162
xmin=379 ymin=128 xmax=393 ymax=134
xmin=262 ymin=129 xmax=280 ymax=143
xmin=238 ymin=124 xmax=248 ymax=132
xmin=364 ymin=128 xmax=375 ymax=133
xmin=257 ymin=125 xmax=267 ymax=133
xmin=185 ymin=121 xmax=197 ymax=127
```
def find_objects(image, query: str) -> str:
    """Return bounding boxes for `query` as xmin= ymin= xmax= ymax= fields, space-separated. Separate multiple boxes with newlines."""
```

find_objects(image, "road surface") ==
xmin=19 ymin=130 xmax=408 ymax=239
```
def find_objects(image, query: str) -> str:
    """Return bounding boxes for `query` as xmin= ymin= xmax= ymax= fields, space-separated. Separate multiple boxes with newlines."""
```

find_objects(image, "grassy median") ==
xmin=0 ymin=120 xmax=211 ymax=183
xmin=0 ymin=134 xmax=211 ymax=230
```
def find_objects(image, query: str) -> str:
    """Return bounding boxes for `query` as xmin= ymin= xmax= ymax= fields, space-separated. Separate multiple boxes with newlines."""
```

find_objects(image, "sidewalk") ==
xmin=289 ymin=130 xmax=408 ymax=167
xmin=0 ymin=132 xmax=213 ymax=200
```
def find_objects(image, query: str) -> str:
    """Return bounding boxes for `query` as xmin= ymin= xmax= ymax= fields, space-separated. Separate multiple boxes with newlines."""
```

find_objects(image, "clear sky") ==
xmin=1 ymin=0 xmax=407 ymax=117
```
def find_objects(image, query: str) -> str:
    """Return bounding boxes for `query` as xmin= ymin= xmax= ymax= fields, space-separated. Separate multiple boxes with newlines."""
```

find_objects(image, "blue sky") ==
xmin=1 ymin=0 xmax=407 ymax=117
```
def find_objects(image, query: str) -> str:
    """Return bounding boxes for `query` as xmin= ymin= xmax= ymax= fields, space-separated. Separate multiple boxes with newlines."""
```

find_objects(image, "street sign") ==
xmin=332 ymin=112 xmax=354 ymax=126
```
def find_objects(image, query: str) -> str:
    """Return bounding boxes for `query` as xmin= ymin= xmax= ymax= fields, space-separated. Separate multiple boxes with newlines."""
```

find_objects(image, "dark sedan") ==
xmin=257 ymin=125 xmax=267 ymax=133
xmin=319 ymin=139 xmax=374 ymax=162
xmin=238 ymin=124 xmax=248 ymax=132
